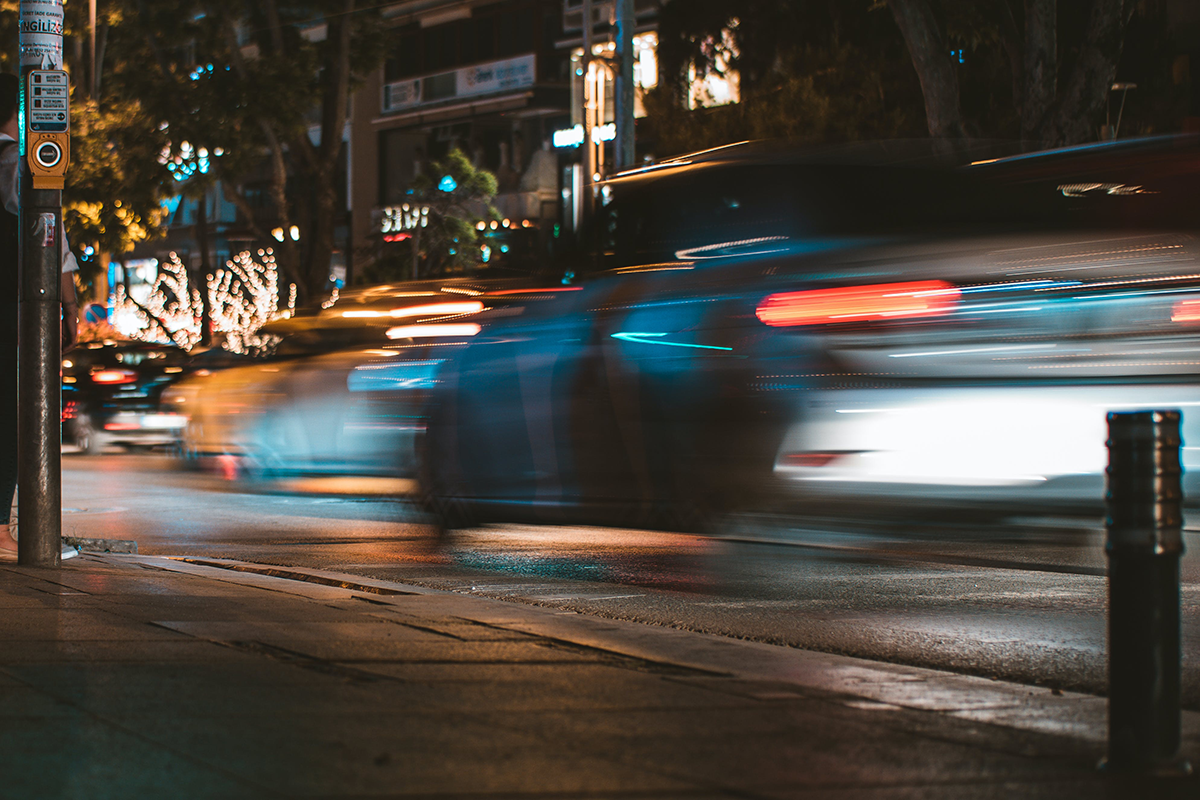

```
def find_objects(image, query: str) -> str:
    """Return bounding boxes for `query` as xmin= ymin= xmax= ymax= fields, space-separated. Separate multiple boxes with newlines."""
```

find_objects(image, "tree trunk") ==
xmin=262 ymin=124 xmax=303 ymax=302
xmin=95 ymin=21 xmax=109 ymax=98
xmin=886 ymin=0 xmax=966 ymax=139
xmin=305 ymin=167 xmax=338 ymax=298
xmin=997 ymin=1 xmax=1025 ymax=119
xmin=193 ymin=194 xmax=213 ymax=347
xmin=93 ymin=251 xmax=110 ymax=308
xmin=300 ymin=0 xmax=354 ymax=300
xmin=220 ymin=15 xmax=304 ymax=303
xmin=1036 ymin=0 xmax=1129 ymax=146
xmin=1022 ymin=0 xmax=1057 ymax=145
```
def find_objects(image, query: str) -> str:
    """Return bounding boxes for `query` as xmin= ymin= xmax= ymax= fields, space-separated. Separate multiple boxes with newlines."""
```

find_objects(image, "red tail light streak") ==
xmin=756 ymin=281 xmax=960 ymax=327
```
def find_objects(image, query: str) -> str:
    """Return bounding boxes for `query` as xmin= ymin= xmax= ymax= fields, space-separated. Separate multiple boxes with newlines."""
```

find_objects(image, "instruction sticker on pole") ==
xmin=37 ymin=212 xmax=55 ymax=248
xmin=18 ymin=0 xmax=64 ymax=69
xmin=27 ymin=70 xmax=67 ymax=132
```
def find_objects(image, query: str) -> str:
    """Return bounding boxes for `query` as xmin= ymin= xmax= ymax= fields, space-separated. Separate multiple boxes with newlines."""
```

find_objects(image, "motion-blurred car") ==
xmin=62 ymin=340 xmax=190 ymax=454
xmin=166 ymin=278 xmax=573 ymax=478
xmin=418 ymin=135 xmax=1200 ymax=530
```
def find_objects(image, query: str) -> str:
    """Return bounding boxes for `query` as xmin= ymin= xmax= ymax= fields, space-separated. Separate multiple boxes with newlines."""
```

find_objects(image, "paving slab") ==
xmin=0 ymin=554 xmax=1197 ymax=798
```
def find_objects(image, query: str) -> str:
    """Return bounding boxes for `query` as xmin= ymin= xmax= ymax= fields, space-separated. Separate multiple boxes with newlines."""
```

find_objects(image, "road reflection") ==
xmin=443 ymin=525 xmax=721 ymax=594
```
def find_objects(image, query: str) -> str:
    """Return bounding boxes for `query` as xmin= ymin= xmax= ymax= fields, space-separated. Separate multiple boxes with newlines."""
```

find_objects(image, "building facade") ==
xmin=348 ymin=0 xmax=668 ymax=271
xmin=349 ymin=0 xmax=573 ymax=269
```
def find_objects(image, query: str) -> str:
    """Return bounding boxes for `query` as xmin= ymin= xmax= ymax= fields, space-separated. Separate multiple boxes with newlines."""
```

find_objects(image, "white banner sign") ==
xmin=381 ymin=54 xmax=537 ymax=115
xmin=457 ymin=54 xmax=535 ymax=99
xmin=19 ymin=0 xmax=64 ymax=69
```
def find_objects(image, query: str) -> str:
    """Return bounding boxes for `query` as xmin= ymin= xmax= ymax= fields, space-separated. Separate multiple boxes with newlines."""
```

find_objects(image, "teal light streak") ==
xmin=611 ymin=332 xmax=732 ymax=351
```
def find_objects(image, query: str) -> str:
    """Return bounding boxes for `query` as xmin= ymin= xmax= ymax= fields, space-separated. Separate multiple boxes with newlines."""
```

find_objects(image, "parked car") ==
xmin=417 ymin=135 xmax=1200 ymax=531
xmin=62 ymin=340 xmax=191 ymax=454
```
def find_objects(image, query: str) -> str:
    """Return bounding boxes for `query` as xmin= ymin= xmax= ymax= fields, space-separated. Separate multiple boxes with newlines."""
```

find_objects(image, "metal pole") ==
xmin=88 ymin=0 xmax=96 ymax=99
xmin=594 ymin=61 xmax=605 ymax=178
xmin=580 ymin=0 xmax=594 ymax=220
xmin=412 ymin=223 xmax=420 ymax=281
xmin=1113 ymin=90 xmax=1130 ymax=141
xmin=613 ymin=0 xmax=635 ymax=170
xmin=1109 ymin=82 xmax=1137 ymax=141
xmin=17 ymin=0 xmax=67 ymax=567
xmin=17 ymin=199 xmax=60 ymax=567
xmin=1102 ymin=410 xmax=1191 ymax=775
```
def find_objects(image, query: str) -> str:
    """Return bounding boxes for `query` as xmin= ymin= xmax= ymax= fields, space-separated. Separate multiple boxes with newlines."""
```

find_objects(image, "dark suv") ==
xmin=62 ymin=341 xmax=190 ymax=454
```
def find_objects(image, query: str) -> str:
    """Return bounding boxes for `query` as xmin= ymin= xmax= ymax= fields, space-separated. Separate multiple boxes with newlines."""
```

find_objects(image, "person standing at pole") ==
xmin=0 ymin=72 xmax=77 ymax=559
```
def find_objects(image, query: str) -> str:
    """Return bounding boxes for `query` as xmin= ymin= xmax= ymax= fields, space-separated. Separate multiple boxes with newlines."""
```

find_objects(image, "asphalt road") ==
xmin=57 ymin=453 xmax=1200 ymax=706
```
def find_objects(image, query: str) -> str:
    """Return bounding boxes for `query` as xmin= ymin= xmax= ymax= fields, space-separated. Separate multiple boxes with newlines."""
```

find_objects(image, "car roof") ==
xmin=605 ymin=139 xmax=1022 ymax=185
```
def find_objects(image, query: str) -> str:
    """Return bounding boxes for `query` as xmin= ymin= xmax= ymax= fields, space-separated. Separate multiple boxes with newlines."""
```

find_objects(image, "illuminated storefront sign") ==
xmin=381 ymin=204 xmax=428 ymax=241
xmin=552 ymin=122 xmax=616 ymax=149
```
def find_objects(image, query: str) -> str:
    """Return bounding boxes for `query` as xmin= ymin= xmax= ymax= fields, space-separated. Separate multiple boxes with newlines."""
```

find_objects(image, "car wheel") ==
xmin=414 ymin=404 xmax=473 ymax=540
xmin=71 ymin=415 xmax=103 ymax=456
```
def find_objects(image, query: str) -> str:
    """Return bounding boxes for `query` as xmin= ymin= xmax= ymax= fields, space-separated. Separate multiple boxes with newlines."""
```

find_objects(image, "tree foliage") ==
xmin=885 ymin=0 xmax=1141 ymax=146
xmin=358 ymin=149 xmax=499 ymax=283
xmin=646 ymin=0 xmax=926 ymax=156
xmin=55 ymin=1 xmax=172 ymax=289
xmin=63 ymin=98 xmax=170 ymax=260
xmin=648 ymin=0 xmax=1185 ymax=154
xmin=105 ymin=0 xmax=388 ymax=302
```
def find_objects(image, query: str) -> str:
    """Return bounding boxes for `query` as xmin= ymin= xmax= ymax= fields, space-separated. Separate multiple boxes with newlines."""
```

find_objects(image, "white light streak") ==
xmin=887 ymin=344 xmax=1061 ymax=359
xmin=386 ymin=323 xmax=482 ymax=339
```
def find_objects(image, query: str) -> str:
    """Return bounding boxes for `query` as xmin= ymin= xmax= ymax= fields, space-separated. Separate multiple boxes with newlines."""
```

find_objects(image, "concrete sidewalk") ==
xmin=1 ymin=555 xmax=1197 ymax=799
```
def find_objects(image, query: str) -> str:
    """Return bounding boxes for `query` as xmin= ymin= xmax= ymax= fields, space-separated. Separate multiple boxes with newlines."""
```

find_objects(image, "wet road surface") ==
xmin=58 ymin=453 xmax=1200 ymax=705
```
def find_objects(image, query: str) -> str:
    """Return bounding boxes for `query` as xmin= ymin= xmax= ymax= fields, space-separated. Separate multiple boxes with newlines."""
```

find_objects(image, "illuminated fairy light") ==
xmin=162 ymin=138 xmax=223 ymax=183
xmin=111 ymin=249 xmax=297 ymax=353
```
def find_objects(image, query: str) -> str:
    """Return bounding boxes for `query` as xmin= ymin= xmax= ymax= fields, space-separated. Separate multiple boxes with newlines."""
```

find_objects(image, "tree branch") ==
xmin=319 ymin=0 xmax=353 ymax=167
xmin=134 ymin=0 xmax=178 ymax=82
xmin=125 ymin=292 xmax=193 ymax=350
xmin=261 ymin=0 xmax=287 ymax=56
xmin=221 ymin=15 xmax=304 ymax=299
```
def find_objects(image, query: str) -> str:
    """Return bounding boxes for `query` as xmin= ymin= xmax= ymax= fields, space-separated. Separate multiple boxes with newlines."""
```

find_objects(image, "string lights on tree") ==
xmin=111 ymin=248 xmax=297 ymax=352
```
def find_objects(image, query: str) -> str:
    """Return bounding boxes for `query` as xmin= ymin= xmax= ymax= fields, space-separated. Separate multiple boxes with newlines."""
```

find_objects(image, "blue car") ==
xmin=418 ymin=136 xmax=1200 ymax=531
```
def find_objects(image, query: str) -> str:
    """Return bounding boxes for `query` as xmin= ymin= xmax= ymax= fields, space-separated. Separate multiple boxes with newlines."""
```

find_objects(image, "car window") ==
xmin=595 ymin=163 xmax=982 ymax=269
xmin=598 ymin=166 xmax=806 ymax=267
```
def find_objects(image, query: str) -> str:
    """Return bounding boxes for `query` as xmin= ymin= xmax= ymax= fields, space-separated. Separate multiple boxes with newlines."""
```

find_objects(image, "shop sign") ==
xmin=383 ymin=79 xmax=422 ymax=113
xmin=381 ymin=53 xmax=536 ymax=115
xmin=456 ymin=54 xmax=535 ymax=99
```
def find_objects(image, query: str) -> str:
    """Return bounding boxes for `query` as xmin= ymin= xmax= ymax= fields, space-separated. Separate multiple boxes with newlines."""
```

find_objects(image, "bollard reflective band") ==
xmin=1106 ymin=410 xmax=1184 ymax=553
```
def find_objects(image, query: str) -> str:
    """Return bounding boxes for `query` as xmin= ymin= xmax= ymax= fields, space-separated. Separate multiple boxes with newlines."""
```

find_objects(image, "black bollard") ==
xmin=1102 ymin=410 xmax=1191 ymax=775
